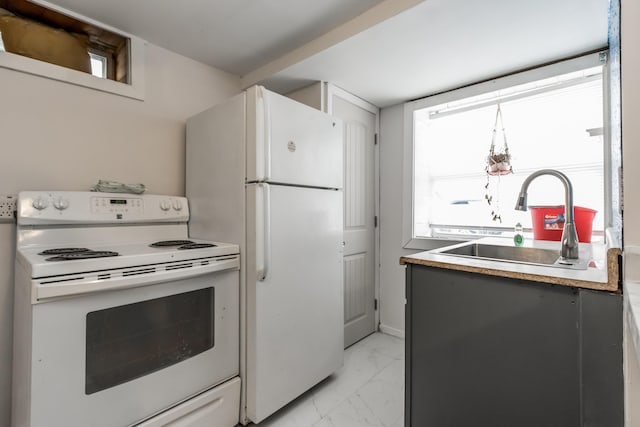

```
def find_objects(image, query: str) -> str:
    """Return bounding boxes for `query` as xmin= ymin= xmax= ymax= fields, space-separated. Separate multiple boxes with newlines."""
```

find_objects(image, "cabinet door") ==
xmin=406 ymin=266 xmax=580 ymax=427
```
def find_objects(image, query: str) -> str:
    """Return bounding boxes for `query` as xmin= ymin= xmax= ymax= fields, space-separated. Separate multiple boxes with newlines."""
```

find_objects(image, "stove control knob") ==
xmin=172 ymin=199 xmax=183 ymax=211
xmin=32 ymin=197 xmax=49 ymax=211
xmin=53 ymin=197 xmax=70 ymax=210
xmin=160 ymin=200 xmax=172 ymax=211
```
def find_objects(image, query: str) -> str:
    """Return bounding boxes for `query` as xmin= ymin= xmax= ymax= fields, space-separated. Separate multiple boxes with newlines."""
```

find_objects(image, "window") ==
xmin=89 ymin=52 xmax=107 ymax=78
xmin=404 ymin=52 xmax=618 ymax=247
xmin=0 ymin=0 xmax=144 ymax=99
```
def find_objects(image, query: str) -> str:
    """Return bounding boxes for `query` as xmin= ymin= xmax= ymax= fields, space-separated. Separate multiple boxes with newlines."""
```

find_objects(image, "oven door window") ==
xmin=85 ymin=287 xmax=215 ymax=395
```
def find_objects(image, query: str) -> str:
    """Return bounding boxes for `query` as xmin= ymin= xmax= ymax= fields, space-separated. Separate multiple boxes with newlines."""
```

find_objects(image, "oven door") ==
xmin=26 ymin=266 xmax=239 ymax=427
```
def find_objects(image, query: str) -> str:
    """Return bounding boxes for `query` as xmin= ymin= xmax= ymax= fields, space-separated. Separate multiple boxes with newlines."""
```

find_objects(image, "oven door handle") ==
xmin=33 ymin=256 xmax=239 ymax=302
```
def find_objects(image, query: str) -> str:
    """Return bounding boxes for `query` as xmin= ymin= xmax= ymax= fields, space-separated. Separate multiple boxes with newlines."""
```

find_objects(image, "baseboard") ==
xmin=379 ymin=323 xmax=405 ymax=339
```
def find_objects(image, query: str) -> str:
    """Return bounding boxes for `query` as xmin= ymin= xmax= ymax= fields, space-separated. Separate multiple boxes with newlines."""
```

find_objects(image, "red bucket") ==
xmin=529 ymin=206 xmax=597 ymax=243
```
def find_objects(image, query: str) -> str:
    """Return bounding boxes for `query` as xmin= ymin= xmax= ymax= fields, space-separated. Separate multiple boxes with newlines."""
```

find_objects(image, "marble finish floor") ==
xmin=250 ymin=332 xmax=405 ymax=427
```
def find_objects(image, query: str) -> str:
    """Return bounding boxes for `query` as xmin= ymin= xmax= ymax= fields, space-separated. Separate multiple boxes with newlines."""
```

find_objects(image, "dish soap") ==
xmin=514 ymin=222 xmax=524 ymax=247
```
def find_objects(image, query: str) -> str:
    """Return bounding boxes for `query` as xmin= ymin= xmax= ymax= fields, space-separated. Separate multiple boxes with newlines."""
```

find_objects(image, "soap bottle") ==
xmin=514 ymin=222 xmax=524 ymax=247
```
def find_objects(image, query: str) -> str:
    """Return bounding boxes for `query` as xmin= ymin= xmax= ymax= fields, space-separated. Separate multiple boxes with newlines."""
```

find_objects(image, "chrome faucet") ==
xmin=514 ymin=169 xmax=579 ymax=260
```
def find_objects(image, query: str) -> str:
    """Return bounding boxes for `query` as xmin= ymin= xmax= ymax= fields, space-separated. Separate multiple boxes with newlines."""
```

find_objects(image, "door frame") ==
xmin=324 ymin=83 xmax=381 ymax=335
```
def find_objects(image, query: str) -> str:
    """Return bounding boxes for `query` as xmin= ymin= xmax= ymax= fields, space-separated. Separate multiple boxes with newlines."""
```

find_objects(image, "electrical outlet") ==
xmin=0 ymin=195 xmax=17 ymax=222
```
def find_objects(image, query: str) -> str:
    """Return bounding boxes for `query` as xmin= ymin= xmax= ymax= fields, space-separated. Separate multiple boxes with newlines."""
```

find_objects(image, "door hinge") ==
xmin=374 ymin=298 xmax=378 ymax=311
xmin=374 ymin=215 xmax=378 ymax=227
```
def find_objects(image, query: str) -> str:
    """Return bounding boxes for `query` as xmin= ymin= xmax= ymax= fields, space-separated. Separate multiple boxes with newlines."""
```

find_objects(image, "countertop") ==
xmin=400 ymin=236 xmax=621 ymax=293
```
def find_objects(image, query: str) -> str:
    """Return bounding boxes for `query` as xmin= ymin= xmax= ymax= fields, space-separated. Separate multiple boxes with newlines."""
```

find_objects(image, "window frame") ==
xmin=0 ymin=0 xmax=145 ymax=100
xmin=402 ymin=51 xmax=614 ymax=250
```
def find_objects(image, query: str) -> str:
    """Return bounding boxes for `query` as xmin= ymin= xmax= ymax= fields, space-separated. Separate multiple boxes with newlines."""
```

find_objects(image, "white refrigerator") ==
xmin=186 ymin=85 xmax=344 ymax=425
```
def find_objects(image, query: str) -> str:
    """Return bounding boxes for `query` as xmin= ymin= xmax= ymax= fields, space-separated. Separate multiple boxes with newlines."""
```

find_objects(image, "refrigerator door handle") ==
xmin=257 ymin=183 xmax=271 ymax=281
xmin=259 ymin=86 xmax=272 ymax=180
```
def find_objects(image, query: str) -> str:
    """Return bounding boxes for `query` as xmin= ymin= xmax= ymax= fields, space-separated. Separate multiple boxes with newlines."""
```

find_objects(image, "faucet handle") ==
xmin=561 ymin=222 xmax=580 ymax=260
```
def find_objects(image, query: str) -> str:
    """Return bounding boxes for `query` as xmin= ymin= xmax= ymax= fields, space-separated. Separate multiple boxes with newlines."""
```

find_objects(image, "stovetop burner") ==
xmin=178 ymin=243 xmax=217 ymax=250
xmin=45 ymin=251 xmax=120 ymax=261
xmin=149 ymin=240 xmax=194 ymax=247
xmin=149 ymin=240 xmax=217 ymax=250
xmin=39 ymin=248 xmax=91 ymax=255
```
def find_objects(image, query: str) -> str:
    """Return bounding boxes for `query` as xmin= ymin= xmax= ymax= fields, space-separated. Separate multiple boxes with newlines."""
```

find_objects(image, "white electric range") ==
xmin=12 ymin=191 xmax=241 ymax=427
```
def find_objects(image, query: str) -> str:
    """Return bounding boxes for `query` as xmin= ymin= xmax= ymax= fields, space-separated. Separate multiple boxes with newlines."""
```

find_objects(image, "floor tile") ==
xmin=353 ymin=332 xmax=404 ymax=361
xmin=255 ymin=393 xmax=322 ymax=427
xmin=250 ymin=332 xmax=405 ymax=427
xmin=355 ymin=358 xmax=404 ymax=427
xmin=390 ymin=415 xmax=404 ymax=427
xmin=310 ymin=336 xmax=397 ymax=416
xmin=312 ymin=395 xmax=385 ymax=427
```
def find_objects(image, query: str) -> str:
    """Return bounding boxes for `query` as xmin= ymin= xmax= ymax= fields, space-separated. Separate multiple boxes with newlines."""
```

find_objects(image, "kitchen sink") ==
xmin=434 ymin=242 xmax=589 ymax=270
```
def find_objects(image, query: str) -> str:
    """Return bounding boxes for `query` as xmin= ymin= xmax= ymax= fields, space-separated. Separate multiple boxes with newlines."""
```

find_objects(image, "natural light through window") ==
xmin=89 ymin=53 xmax=106 ymax=78
xmin=412 ymin=64 xmax=605 ymax=240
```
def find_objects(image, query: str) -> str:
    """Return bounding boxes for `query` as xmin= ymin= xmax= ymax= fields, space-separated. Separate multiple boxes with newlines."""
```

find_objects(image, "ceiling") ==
xmin=43 ymin=0 xmax=609 ymax=108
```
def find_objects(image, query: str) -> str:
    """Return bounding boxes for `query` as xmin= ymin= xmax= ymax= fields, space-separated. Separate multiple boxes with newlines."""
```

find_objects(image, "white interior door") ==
xmin=329 ymin=87 xmax=378 ymax=348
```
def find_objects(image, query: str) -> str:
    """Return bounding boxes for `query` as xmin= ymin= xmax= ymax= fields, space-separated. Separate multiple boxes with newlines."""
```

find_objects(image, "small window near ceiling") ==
xmin=89 ymin=52 xmax=107 ymax=78
xmin=0 ymin=0 xmax=129 ymax=83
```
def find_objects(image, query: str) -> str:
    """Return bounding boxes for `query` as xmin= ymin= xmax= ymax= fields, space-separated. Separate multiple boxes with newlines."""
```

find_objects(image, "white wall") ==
xmin=379 ymin=104 xmax=411 ymax=336
xmin=378 ymin=105 xmax=462 ymax=335
xmin=621 ymin=0 xmax=640 ymax=424
xmin=0 ymin=43 xmax=241 ymax=426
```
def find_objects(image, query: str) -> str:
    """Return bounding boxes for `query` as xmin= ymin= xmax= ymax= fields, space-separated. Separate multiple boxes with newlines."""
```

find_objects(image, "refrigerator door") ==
xmin=247 ymin=86 xmax=343 ymax=189
xmin=245 ymin=183 xmax=344 ymax=423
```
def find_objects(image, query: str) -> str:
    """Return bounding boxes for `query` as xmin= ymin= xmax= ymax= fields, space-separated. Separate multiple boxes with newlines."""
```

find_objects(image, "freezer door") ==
xmin=246 ymin=183 xmax=344 ymax=423
xmin=247 ymin=86 xmax=343 ymax=189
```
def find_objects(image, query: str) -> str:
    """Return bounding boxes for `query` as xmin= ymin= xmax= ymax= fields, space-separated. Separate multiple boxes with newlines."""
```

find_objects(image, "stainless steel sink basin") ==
xmin=434 ymin=242 xmax=589 ymax=270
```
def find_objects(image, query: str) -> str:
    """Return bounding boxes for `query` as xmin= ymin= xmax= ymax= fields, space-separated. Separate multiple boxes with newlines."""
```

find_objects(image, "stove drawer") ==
xmin=136 ymin=377 xmax=240 ymax=427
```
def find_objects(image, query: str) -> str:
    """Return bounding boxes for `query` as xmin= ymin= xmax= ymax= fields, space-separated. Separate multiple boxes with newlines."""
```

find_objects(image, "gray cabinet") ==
xmin=405 ymin=264 xmax=623 ymax=427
